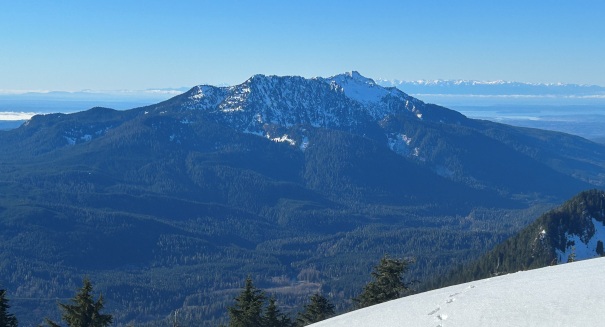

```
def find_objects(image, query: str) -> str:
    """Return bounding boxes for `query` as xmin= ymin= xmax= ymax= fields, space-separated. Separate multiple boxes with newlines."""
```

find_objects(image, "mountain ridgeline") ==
xmin=1 ymin=72 xmax=604 ymax=325
xmin=377 ymin=79 xmax=605 ymax=96
xmin=430 ymin=189 xmax=605 ymax=289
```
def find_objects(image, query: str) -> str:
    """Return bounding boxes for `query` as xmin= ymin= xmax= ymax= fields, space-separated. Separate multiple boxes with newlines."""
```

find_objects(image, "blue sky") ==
xmin=1 ymin=1 xmax=604 ymax=91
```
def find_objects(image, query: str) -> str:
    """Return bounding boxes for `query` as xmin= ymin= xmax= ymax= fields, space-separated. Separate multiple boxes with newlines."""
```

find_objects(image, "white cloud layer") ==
xmin=0 ymin=111 xmax=37 ymax=120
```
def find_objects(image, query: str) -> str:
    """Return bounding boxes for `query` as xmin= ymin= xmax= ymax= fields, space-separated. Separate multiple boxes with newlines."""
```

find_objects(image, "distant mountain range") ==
xmin=0 ymin=88 xmax=188 ymax=99
xmin=2 ymin=77 xmax=604 ymax=103
xmin=1 ymin=72 xmax=604 ymax=325
xmin=377 ymin=79 xmax=605 ymax=96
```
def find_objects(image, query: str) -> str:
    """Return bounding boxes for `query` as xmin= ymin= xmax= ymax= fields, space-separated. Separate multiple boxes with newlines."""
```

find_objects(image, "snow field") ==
xmin=310 ymin=257 xmax=605 ymax=327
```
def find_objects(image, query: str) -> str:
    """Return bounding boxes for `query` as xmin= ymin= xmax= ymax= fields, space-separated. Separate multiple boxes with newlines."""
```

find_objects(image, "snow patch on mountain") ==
xmin=219 ymin=83 xmax=250 ymax=113
xmin=64 ymin=136 xmax=76 ymax=145
xmin=327 ymin=71 xmax=390 ymax=104
xmin=325 ymin=72 xmax=424 ymax=121
xmin=300 ymin=136 xmax=310 ymax=151
xmin=387 ymin=133 xmax=412 ymax=156
xmin=413 ymin=147 xmax=421 ymax=158
xmin=269 ymin=134 xmax=296 ymax=146
xmin=188 ymin=85 xmax=226 ymax=110
xmin=63 ymin=125 xmax=111 ymax=145
xmin=95 ymin=127 xmax=109 ymax=135
xmin=435 ymin=165 xmax=455 ymax=178
xmin=556 ymin=217 xmax=605 ymax=262
xmin=311 ymin=257 xmax=605 ymax=327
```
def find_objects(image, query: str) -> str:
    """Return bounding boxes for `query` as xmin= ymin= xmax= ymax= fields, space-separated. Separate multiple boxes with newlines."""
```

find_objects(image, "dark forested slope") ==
xmin=429 ymin=189 xmax=605 ymax=290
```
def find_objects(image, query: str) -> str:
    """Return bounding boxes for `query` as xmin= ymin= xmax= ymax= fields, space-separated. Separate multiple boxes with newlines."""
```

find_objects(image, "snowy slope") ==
xmin=311 ymin=257 xmax=605 ymax=327
xmin=556 ymin=218 xmax=605 ymax=262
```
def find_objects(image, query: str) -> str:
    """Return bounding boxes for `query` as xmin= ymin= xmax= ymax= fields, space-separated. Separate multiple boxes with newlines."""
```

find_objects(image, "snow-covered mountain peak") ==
xmin=189 ymin=85 xmax=218 ymax=100
xmin=339 ymin=71 xmax=376 ymax=84
xmin=167 ymin=72 xmax=462 ymax=152
xmin=247 ymin=73 xmax=285 ymax=84
xmin=186 ymin=85 xmax=227 ymax=110
xmin=181 ymin=72 xmax=424 ymax=120
xmin=325 ymin=71 xmax=394 ymax=105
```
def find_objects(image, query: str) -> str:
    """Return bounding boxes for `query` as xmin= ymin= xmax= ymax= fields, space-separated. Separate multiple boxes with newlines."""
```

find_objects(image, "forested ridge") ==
xmin=427 ymin=189 xmax=605 ymax=290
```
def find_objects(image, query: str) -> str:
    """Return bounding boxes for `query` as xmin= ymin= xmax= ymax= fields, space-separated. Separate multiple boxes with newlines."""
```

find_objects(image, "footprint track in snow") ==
xmin=427 ymin=307 xmax=440 ymax=315
xmin=434 ymin=285 xmax=476 ymax=324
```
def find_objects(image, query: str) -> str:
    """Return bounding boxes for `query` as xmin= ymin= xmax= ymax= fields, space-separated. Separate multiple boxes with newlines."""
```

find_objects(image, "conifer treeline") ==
xmin=1 ymin=256 xmax=412 ymax=326
xmin=1 ymin=279 xmax=112 ymax=327
xmin=425 ymin=189 xmax=605 ymax=291
xmin=225 ymin=255 xmax=413 ymax=326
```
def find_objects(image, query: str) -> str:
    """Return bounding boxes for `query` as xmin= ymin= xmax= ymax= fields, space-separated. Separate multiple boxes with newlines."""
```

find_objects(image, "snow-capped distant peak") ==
xmin=186 ymin=85 xmax=227 ymax=110
xmin=175 ymin=72 xmax=435 ymax=142
xmin=190 ymin=85 xmax=213 ymax=99
xmin=376 ymin=78 xmax=605 ymax=97
xmin=340 ymin=71 xmax=377 ymax=84
xmin=326 ymin=71 xmax=392 ymax=104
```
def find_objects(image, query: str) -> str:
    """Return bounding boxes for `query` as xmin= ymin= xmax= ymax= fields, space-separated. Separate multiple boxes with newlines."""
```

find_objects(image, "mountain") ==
xmin=429 ymin=189 xmax=605 ymax=289
xmin=6 ymin=71 xmax=602 ymax=198
xmin=1 ymin=72 xmax=605 ymax=325
xmin=309 ymin=256 xmax=605 ymax=327
xmin=377 ymin=79 xmax=605 ymax=96
xmin=142 ymin=72 xmax=605 ymax=198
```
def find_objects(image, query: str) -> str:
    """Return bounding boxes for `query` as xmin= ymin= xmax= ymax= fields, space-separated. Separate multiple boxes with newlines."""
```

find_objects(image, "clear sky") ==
xmin=1 ymin=0 xmax=604 ymax=91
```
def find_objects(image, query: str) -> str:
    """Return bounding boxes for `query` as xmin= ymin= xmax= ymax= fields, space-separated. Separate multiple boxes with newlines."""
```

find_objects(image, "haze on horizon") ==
xmin=1 ymin=1 xmax=604 ymax=92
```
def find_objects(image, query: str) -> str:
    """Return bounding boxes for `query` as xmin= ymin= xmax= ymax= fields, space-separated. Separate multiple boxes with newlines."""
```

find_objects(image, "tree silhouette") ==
xmin=263 ymin=297 xmax=293 ymax=327
xmin=354 ymin=255 xmax=413 ymax=308
xmin=0 ymin=289 xmax=18 ymax=327
xmin=45 ymin=278 xmax=112 ymax=327
xmin=296 ymin=293 xmax=334 ymax=326
xmin=228 ymin=276 xmax=266 ymax=327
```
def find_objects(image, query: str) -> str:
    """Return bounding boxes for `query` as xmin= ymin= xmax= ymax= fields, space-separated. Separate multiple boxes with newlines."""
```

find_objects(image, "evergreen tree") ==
xmin=354 ymin=255 xmax=413 ymax=308
xmin=296 ymin=293 xmax=334 ymax=326
xmin=263 ymin=297 xmax=293 ymax=327
xmin=567 ymin=246 xmax=577 ymax=263
xmin=45 ymin=278 xmax=112 ymax=327
xmin=0 ymin=289 xmax=18 ymax=327
xmin=228 ymin=276 xmax=266 ymax=327
xmin=596 ymin=241 xmax=604 ymax=256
